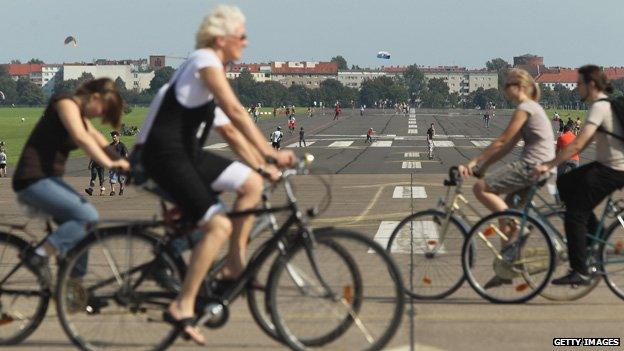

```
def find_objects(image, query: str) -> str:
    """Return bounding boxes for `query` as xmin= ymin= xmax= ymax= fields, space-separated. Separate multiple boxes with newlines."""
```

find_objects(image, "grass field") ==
xmin=0 ymin=106 xmax=288 ymax=165
xmin=0 ymin=106 xmax=587 ymax=166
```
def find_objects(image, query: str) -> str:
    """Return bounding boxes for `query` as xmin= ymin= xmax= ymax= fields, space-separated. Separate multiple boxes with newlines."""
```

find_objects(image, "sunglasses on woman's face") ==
xmin=505 ymin=82 xmax=519 ymax=88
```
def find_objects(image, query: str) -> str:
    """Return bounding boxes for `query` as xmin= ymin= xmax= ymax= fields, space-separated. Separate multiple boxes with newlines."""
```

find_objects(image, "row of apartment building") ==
xmin=1 ymin=55 xmax=168 ymax=94
xmin=515 ymin=54 xmax=624 ymax=90
xmin=226 ymin=61 xmax=499 ymax=95
xmin=5 ymin=53 xmax=621 ymax=97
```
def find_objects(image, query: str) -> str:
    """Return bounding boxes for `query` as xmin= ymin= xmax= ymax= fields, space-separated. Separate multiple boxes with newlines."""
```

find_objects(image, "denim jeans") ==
xmin=17 ymin=177 xmax=99 ymax=276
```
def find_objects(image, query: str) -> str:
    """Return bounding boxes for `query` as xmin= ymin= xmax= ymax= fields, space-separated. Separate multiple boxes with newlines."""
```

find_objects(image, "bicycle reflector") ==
xmin=422 ymin=276 xmax=432 ymax=285
xmin=483 ymin=225 xmax=496 ymax=237
xmin=515 ymin=283 xmax=529 ymax=292
xmin=343 ymin=285 xmax=353 ymax=304
xmin=615 ymin=241 xmax=624 ymax=255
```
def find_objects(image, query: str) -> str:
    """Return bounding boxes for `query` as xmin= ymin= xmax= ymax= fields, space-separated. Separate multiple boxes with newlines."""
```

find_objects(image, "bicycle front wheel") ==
xmin=268 ymin=228 xmax=404 ymax=351
xmin=56 ymin=225 xmax=185 ymax=351
xmin=0 ymin=232 xmax=50 ymax=345
xmin=386 ymin=209 xmax=467 ymax=299
xmin=601 ymin=219 xmax=624 ymax=300
xmin=462 ymin=211 xmax=555 ymax=303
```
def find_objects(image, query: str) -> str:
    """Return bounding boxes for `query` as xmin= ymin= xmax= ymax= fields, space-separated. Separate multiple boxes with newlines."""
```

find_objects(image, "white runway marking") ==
xmin=402 ymin=161 xmax=422 ymax=169
xmin=408 ymin=129 xmax=418 ymax=134
xmin=286 ymin=141 xmax=316 ymax=148
xmin=434 ymin=141 xmax=455 ymax=147
xmin=204 ymin=143 xmax=228 ymax=150
xmin=371 ymin=221 xmax=446 ymax=254
xmin=371 ymin=140 xmax=393 ymax=147
xmin=404 ymin=152 xmax=420 ymax=158
xmin=471 ymin=140 xmax=491 ymax=147
xmin=328 ymin=141 xmax=354 ymax=147
xmin=392 ymin=186 xmax=427 ymax=198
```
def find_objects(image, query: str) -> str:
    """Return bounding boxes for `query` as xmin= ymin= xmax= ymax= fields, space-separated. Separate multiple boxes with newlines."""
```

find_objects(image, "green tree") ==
xmin=53 ymin=79 xmax=79 ymax=95
xmin=77 ymin=72 xmax=95 ymax=84
xmin=330 ymin=56 xmax=348 ymax=70
xmin=288 ymin=84 xmax=311 ymax=106
xmin=0 ymin=77 xmax=18 ymax=105
xmin=403 ymin=64 xmax=426 ymax=99
xmin=419 ymin=78 xmax=450 ymax=108
xmin=0 ymin=65 xmax=8 ymax=78
xmin=10 ymin=59 xmax=21 ymax=64
xmin=612 ymin=78 xmax=624 ymax=97
xmin=230 ymin=70 xmax=257 ymax=106
xmin=28 ymin=58 xmax=44 ymax=64
xmin=256 ymin=81 xmax=289 ymax=107
xmin=486 ymin=58 xmax=511 ymax=89
xmin=148 ymin=66 xmax=175 ymax=94
xmin=16 ymin=77 xmax=44 ymax=106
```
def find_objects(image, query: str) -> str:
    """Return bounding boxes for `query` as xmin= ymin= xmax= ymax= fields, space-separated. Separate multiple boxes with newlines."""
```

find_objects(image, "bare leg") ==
xmin=168 ymin=214 xmax=232 ymax=344
xmin=473 ymin=180 xmax=514 ymax=242
xmin=221 ymin=173 xmax=263 ymax=278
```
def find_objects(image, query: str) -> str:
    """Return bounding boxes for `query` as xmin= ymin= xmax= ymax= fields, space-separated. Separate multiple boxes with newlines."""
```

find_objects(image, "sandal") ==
xmin=163 ymin=310 xmax=204 ymax=345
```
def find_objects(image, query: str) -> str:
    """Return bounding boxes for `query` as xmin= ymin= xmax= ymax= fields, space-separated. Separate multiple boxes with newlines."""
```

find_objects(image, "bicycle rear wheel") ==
xmin=538 ymin=210 xmax=600 ymax=301
xmin=268 ymin=228 xmax=404 ymax=350
xmin=0 ymin=232 xmax=50 ymax=345
xmin=56 ymin=225 xmax=185 ymax=351
xmin=462 ymin=211 xmax=555 ymax=303
xmin=386 ymin=209 xmax=467 ymax=299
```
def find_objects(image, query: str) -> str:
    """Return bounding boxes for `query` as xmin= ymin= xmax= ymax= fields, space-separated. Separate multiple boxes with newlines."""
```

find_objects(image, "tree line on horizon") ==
xmin=1 ymin=57 xmax=623 ymax=110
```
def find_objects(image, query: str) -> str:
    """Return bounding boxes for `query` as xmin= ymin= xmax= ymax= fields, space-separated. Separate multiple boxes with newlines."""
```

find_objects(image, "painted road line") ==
xmin=434 ymin=140 xmax=455 ymax=147
xmin=392 ymin=186 xmax=427 ymax=198
xmin=402 ymin=161 xmax=422 ymax=169
xmin=408 ymin=129 xmax=418 ymax=134
xmin=204 ymin=143 xmax=228 ymax=150
xmin=328 ymin=141 xmax=354 ymax=147
xmin=404 ymin=152 xmax=420 ymax=158
xmin=395 ymin=137 xmax=405 ymax=140
xmin=471 ymin=140 xmax=491 ymax=147
xmin=286 ymin=141 xmax=316 ymax=148
xmin=371 ymin=140 xmax=393 ymax=147
xmin=371 ymin=221 xmax=445 ymax=254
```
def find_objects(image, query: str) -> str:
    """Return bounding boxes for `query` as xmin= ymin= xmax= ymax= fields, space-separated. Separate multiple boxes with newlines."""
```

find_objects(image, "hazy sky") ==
xmin=3 ymin=0 xmax=623 ymax=68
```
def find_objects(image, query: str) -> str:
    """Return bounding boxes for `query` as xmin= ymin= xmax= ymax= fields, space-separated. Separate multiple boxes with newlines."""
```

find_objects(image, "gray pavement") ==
xmin=0 ymin=108 xmax=621 ymax=351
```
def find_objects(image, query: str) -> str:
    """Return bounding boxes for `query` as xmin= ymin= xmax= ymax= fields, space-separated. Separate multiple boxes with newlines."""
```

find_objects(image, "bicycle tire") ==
xmin=386 ymin=209 xmax=469 ymax=299
xmin=56 ymin=225 xmax=186 ymax=351
xmin=0 ymin=232 xmax=50 ymax=345
xmin=268 ymin=228 xmax=404 ymax=350
xmin=538 ymin=210 xmax=601 ymax=301
xmin=462 ymin=211 xmax=555 ymax=304
xmin=600 ymin=219 xmax=624 ymax=300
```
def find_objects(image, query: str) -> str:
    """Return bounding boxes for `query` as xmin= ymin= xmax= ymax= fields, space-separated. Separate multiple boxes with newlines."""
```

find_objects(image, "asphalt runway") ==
xmin=0 ymin=108 xmax=620 ymax=351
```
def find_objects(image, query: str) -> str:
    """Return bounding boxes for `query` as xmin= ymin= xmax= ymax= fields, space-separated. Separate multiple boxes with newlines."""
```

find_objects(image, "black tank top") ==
xmin=142 ymin=81 xmax=216 ymax=161
xmin=13 ymin=95 xmax=87 ymax=191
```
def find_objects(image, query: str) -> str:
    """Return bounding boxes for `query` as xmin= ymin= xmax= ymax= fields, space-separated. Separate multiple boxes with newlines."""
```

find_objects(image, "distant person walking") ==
xmin=483 ymin=111 xmax=491 ymax=128
xmin=0 ymin=149 xmax=6 ymax=177
xmin=298 ymin=127 xmax=306 ymax=147
xmin=558 ymin=117 xmax=565 ymax=135
xmin=108 ymin=131 xmax=128 ymax=196
xmin=333 ymin=104 xmax=341 ymax=120
xmin=366 ymin=127 xmax=375 ymax=143
xmin=270 ymin=126 xmax=283 ymax=150
xmin=85 ymin=159 xmax=105 ymax=196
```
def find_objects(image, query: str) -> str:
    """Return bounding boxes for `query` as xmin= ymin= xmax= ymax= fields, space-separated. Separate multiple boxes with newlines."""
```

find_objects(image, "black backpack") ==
xmin=596 ymin=97 xmax=624 ymax=141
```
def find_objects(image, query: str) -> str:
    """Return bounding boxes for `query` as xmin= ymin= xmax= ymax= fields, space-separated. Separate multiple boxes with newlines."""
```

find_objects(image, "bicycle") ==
xmin=386 ymin=167 xmax=474 ymax=299
xmin=0 ymin=218 xmax=56 ymax=345
xmin=461 ymin=178 xmax=559 ymax=303
xmin=56 ymin=155 xmax=405 ymax=351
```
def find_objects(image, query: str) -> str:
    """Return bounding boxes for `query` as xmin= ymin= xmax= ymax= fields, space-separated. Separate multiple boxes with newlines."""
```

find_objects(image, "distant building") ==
xmin=421 ymin=67 xmax=497 ymax=95
xmin=226 ymin=63 xmax=272 ymax=82
xmin=42 ymin=64 xmax=62 ymax=94
xmin=149 ymin=55 xmax=166 ymax=71
xmin=337 ymin=70 xmax=386 ymax=88
xmin=270 ymin=61 xmax=338 ymax=88
xmin=536 ymin=66 xmax=624 ymax=90
xmin=63 ymin=62 xmax=154 ymax=91
xmin=6 ymin=63 xmax=43 ymax=85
